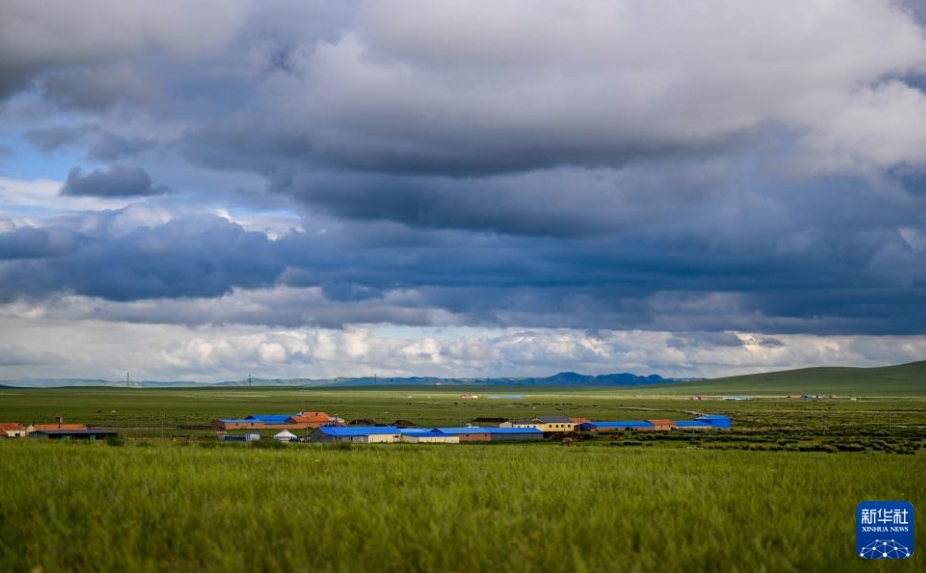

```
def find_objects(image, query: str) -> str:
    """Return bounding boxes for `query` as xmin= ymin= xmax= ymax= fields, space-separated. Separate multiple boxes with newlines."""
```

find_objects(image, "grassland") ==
xmin=652 ymin=360 xmax=926 ymax=396
xmin=1 ymin=378 xmax=924 ymax=572
xmin=1 ymin=440 xmax=924 ymax=573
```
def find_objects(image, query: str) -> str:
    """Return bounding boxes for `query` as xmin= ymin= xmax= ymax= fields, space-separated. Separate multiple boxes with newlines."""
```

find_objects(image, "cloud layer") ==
xmin=1 ymin=0 xmax=925 ymax=379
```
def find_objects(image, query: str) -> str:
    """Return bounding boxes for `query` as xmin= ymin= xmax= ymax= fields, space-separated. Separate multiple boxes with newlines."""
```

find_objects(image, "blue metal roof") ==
xmin=436 ymin=427 xmax=543 ymax=435
xmin=401 ymin=430 xmax=449 ymax=438
xmin=398 ymin=428 xmax=446 ymax=435
xmin=317 ymin=426 xmax=400 ymax=436
xmin=675 ymin=421 xmax=710 ymax=427
xmin=246 ymin=414 xmax=297 ymax=424
xmin=437 ymin=427 xmax=493 ymax=435
xmin=219 ymin=419 xmax=263 ymax=424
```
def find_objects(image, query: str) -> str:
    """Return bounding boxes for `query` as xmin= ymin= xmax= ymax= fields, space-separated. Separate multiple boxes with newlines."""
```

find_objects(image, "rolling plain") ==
xmin=1 ymin=363 xmax=924 ymax=572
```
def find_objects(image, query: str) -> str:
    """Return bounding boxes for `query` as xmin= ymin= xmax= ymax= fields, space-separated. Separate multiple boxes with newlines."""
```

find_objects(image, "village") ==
xmin=0 ymin=411 xmax=732 ymax=443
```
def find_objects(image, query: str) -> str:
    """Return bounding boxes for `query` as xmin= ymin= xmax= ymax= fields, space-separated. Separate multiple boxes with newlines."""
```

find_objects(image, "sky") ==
xmin=1 ymin=0 xmax=926 ymax=382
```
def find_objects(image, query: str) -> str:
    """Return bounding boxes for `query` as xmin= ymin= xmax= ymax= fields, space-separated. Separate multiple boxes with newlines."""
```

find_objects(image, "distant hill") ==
xmin=0 ymin=372 xmax=674 ymax=389
xmin=657 ymin=360 xmax=926 ymax=396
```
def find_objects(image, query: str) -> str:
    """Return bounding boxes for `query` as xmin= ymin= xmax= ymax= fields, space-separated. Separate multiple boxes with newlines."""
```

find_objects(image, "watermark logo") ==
xmin=856 ymin=501 xmax=913 ymax=559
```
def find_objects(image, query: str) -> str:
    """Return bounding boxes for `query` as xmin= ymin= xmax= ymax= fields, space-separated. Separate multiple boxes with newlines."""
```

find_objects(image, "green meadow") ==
xmin=1 ymin=441 xmax=924 ymax=573
xmin=0 ymin=372 xmax=924 ymax=572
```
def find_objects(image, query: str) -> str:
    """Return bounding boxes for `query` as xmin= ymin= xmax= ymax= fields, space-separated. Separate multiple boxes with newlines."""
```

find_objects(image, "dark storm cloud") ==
xmin=60 ymin=165 xmax=170 ymax=197
xmin=25 ymin=127 xmax=84 ymax=153
xmin=0 ymin=226 xmax=81 ymax=259
xmin=1 ymin=204 xmax=925 ymax=334
xmin=2 ymin=0 xmax=926 ymax=340
xmin=88 ymin=133 xmax=157 ymax=162
xmin=0 ymin=0 xmax=249 ymax=99
xmin=41 ymin=65 xmax=149 ymax=111
xmin=0 ymin=215 xmax=283 ymax=302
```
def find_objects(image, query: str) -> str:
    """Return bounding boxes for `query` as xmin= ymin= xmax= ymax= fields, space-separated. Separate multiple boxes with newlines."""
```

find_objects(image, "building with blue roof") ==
xmin=398 ymin=428 xmax=460 ymax=444
xmin=577 ymin=415 xmax=730 ymax=432
xmin=438 ymin=427 xmax=544 ymax=442
xmin=246 ymin=414 xmax=297 ymax=425
xmin=694 ymin=415 xmax=731 ymax=428
xmin=307 ymin=426 xmax=402 ymax=443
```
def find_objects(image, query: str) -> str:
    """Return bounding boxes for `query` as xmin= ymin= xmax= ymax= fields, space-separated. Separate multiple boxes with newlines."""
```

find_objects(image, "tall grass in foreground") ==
xmin=0 ymin=441 xmax=922 ymax=572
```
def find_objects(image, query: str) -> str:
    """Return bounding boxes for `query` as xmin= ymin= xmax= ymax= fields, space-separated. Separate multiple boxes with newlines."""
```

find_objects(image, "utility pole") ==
xmin=248 ymin=374 xmax=251 ymax=388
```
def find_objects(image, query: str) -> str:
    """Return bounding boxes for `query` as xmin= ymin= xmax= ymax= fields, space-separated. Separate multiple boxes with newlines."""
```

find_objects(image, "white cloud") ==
xmin=0 ymin=312 xmax=924 ymax=381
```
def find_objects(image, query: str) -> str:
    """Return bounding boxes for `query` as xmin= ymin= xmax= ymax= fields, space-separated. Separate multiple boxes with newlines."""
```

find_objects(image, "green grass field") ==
xmin=1 ymin=375 xmax=924 ymax=572
xmin=1 ymin=441 xmax=923 ymax=573
xmin=653 ymin=360 xmax=926 ymax=396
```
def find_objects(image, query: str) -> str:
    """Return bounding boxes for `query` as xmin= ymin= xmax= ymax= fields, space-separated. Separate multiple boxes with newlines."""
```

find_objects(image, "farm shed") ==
xmin=575 ymin=421 xmax=654 ymax=432
xmin=499 ymin=419 xmax=536 ymax=429
xmin=501 ymin=416 xmax=576 ymax=432
xmin=30 ymin=429 xmax=118 ymax=440
xmin=212 ymin=419 xmax=265 ymax=431
xmin=0 ymin=423 xmax=27 ymax=438
xmin=221 ymin=431 xmax=262 ymax=442
xmin=438 ymin=427 xmax=492 ymax=442
xmin=28 ymin=423 xmax=88 ymax=433
xmin=644 ymin=420 xmax=676 ymax=431
xmin=535 ymin=416 xmax=578 ymax=432
xmin=307 ymin=426 xmax=401 ymax=443
xmin=483 ymin=427 xmax=543 ymax=442
xmin=399 ymin=429 xmax=460 ymax=444
xmin=674 ymin=421 xmax=711 ymax=430
xmin=286 ymin=412 xmax=333 ymax=428
xmin=694 ymin=415 xmax=731 ymax=429
xmin=246 ymin=414 xmax=298 ymax=425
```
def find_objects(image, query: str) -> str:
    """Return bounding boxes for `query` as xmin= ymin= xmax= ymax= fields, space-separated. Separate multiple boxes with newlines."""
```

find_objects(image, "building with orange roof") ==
xmin=644 ymin=419 xmax=676 ymax=431
xmin=0 ymin=422 xmax=27 ymax=438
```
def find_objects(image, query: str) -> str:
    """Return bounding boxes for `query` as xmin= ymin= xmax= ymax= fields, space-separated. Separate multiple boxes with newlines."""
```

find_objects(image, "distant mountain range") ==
xmin=0 ymin=371 xmax=678 ymax=389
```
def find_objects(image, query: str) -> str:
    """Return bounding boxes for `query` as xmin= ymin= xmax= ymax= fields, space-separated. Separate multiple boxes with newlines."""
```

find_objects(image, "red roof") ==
xmin=290 ymin=412 xmax=331 ymax=423
xmin=0 ymin=422 xmax=25 ymax=431
xmin=31 ymin=423 xmax=87 ymax=431
xmin=646 ymin=419 xmax=676 ymax=426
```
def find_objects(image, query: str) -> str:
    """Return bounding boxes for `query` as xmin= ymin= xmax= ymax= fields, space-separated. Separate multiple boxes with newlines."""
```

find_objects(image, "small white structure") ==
xmin=273 ymin=430 xmax=297 ymax=442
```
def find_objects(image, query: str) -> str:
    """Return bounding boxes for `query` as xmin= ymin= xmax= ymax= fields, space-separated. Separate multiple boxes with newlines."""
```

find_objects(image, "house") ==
xmin=286 ymin=412 xmax=333 ymax=428
xmin=212 ymin=419 xmax=265 ymax=431
xmin=306 ymin=426 xmax=401 ymax=444
xmin=482 ymin=427 xmax=543 ymax=442
xmin=501 ymin=416 xmax=577 ymax=432
xmin=575 ymin=421 xmax=654 ymax=432
xmin=398 ymin=429 xmax=460 ymax=444
xmin=30 ymin=429 xmax=118 ymax=440
xmin=28 ymin=423 xmax=88 ymax=434
xmin=498 ymin=419 xmax=537 ymax=429
xmin=437 ymin=427 xmax=492 ymax=442
xmin=645 ymin=419 xmax=676 ymax=431
xmin=245 ymin=414 xmax=297 ymax=425
xmin=0 ymin=423 xmax=26 ymax=438
xmin=212 ymin=411 xmax=337 ymax=432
